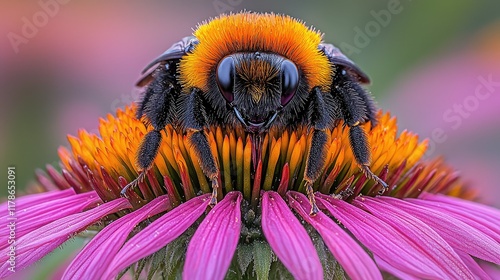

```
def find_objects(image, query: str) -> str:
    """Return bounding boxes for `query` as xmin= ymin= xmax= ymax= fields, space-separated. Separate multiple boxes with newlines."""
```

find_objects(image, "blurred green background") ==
xmin=1 ymin=1 xmax=500 ymax=278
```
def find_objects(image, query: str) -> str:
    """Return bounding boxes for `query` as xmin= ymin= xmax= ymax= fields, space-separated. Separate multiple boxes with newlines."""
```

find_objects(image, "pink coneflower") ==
xmin=1 ymin=105 xmax=499 ymax=279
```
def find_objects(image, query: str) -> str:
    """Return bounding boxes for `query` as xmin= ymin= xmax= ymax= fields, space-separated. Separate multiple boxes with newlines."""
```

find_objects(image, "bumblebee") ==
xmin=122 ymin=12 xmax=387 ymax=214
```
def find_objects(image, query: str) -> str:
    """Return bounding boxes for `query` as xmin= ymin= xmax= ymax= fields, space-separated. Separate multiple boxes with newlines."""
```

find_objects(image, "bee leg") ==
xmin=122 ymin=129 xmax=163 ymax=197
xmin=120 ymin=130 xmax=162 ymax=197
xmin=183 ymin=89 xmax=220 ymax=205
xmin=304 ymin=88 xmax=330 ymax=215
xmin=304 ymin=129 xmax=329 ymax=215
xmin=120 ymin=171 xmax=147 ymax=198
xmin=348 ymin=125 xmax=388 ymax=193
xmin=356 ymin=88 xmax=378 ymax=126
xmin=122 ymin=68 xmax=175 ymax=197
xmin=334 ymin=72 xmax=389 ymax=193
xmin=211 ymin=178 xmax=219 ymax=206
xmin=342 ymin=69 xmax=378 ymax=126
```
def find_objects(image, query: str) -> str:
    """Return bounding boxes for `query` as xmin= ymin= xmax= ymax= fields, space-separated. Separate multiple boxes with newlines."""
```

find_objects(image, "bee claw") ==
xmin=120 ymin=188 xmax=130 ymax=198
xmin=305 ymin=181 xmax=319 ymax=216
xmin=360 ymin=165 xmax=389 ymax=194
xmin=209 ymin=177 xmax=219 ymax=207
xmin=120 ymin=180 xmax=136 ymax=198
xmin=120 ymin=171 xmax=146 ymax=198
xmin=209 ymin=195 xmax=217 ymax=207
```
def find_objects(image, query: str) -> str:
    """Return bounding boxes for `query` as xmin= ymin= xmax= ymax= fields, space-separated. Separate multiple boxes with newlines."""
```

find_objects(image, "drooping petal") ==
xmin=261 ymin=191 xmax=323 ymax=280
xmin=0 ymin=191 xmax=100 ymax=248
xmin=183 ymin=191 xmax=242 ymax=280
xmin=0 ymin=198 xmax=131 ymax=278
xmin=354 ymin=196 xmax=474 ymax=279
xmin=287 ymin=191 xmax=382 ymax=280
xmin=316 ymin=194 xmax=456 ymax=279
xmin=408 ymin=195 xmax=500 ymax=243
xmin=63 ymin=195 xmax=170 ymax=280
xmin=378 ymin=196 xmax=500 ymax=264
xmin=103 ymin=194 xmax=211 ymax=278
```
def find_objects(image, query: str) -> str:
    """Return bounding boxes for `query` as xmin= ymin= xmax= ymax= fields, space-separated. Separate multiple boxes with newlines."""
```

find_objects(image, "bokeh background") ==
xmin=1 ymin=1 xmax=500 ymax=278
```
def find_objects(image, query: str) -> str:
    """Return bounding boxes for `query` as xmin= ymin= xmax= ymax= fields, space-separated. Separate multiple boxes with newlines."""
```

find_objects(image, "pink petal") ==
xmin=378 ymin=196 xmax=500 ymax=264
xmin=0 ymin=191 xmax=100 ymax=248
xmin=103 ymin=194 xmax=211 ymax=278
xmin=0 ymin=188 xmax=75 ymax=210
xmin=408 ymin=197 xmax=500 ymax=243
xmin=0 ymin=198 xmax=131 ymax=278
xmin=183 ymin=192 xmax=242 ymax=280
xmin=316 ymin=194 xmax=452 ymax=279
xmin=287 ymin=191 xmax=382 ymax=280
xmin=420 ymin=192 xmax=500 ymax=224
xmin=63 ymin=195 xmax=170 ymax=280
xmin=261 ymin=191 xmax=323 ymax=280
xmin=354 ymin=197 xmax=474 ymax=279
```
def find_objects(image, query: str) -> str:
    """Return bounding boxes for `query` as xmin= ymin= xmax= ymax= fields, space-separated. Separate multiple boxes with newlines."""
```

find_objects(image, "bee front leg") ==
xmin=183 ymin=89 xmax=220 ymax=205
xmin=304 ymin=129 xmax=328 ymax=215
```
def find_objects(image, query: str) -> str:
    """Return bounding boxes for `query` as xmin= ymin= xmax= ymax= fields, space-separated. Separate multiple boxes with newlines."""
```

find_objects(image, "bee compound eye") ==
xmin=280 ymin=59 xmax=299 ymax=106
xmin=216 ymin=56 xmax=235 ymax=103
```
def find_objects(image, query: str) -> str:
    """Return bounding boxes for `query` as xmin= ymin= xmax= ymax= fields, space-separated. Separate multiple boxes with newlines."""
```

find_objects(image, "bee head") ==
xmin=216 ymin=52 xmax=300 ymax=133
xmin=175 ymin=13 xmax=334 ymax=133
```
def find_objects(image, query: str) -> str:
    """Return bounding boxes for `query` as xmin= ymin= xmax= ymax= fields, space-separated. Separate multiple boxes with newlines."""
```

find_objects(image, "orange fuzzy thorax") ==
xmin=179 ymin=12 xmax=332 ymax=92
